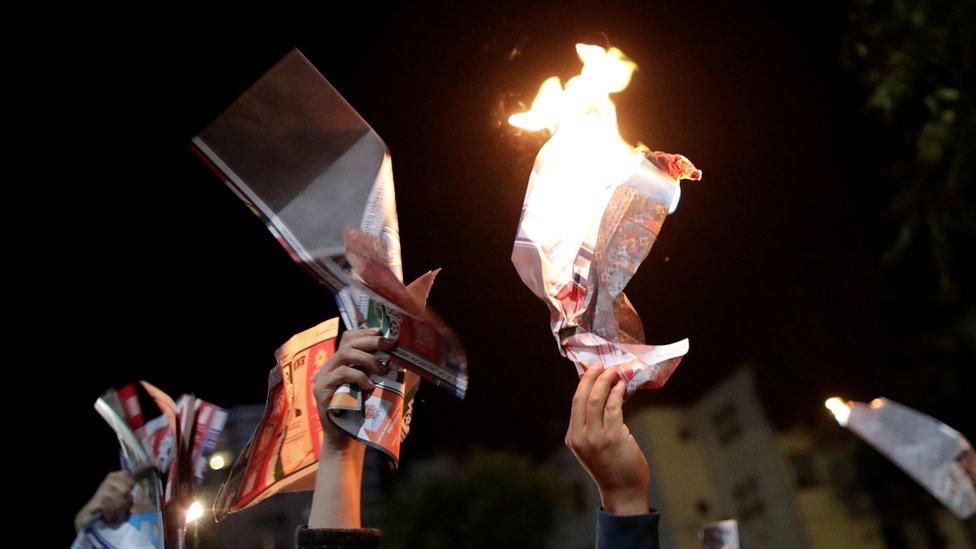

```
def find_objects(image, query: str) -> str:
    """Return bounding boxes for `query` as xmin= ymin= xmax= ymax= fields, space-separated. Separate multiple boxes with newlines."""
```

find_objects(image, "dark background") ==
xmin=48 ymin=0 xmax=973 ymax=543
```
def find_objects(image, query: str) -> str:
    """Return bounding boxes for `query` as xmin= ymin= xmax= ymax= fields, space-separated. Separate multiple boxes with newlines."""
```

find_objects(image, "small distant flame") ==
xmin=825 ymin=397 xmax=852 ymax=426
xmin=870 ymin=398 xmax=884 ymax=409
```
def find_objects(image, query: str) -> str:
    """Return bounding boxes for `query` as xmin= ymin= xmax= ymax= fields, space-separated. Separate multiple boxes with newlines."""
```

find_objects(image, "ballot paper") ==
xmin=212 ymin=317 xmax=422 ymax=519
xmin=77 ymin=383 xmax=226 ymax=548
xmin=72 ymin=511 xmax=165 ymax=549
xmin=77 ymin=392 xmax=165 ymax=549
xmin=837 ymin=398 xmax=976 ymax=518
xmin=191 ymin=48 xmax=466 ymax=401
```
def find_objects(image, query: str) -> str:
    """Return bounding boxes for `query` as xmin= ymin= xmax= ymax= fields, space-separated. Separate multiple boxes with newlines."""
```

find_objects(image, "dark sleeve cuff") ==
xmin=295 ymin=525 xmax=382 ymax=549
xmin=596 ymin=509 xmax=660 ymax=549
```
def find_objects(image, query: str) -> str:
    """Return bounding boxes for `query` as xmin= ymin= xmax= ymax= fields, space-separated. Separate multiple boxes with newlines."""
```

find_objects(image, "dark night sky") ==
xmin=49 ymin=0 xmax=962 ymax=538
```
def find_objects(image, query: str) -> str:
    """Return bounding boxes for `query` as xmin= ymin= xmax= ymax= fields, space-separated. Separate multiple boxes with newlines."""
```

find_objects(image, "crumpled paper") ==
xmin=512 ymin=146 xmax=700 ymax=393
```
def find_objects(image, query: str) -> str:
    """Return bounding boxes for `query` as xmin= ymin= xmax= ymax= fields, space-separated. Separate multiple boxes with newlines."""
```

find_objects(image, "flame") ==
xmin=870 ymin=398 xmax=884 ymax=409
xmin=825 ymin=397 xmax=852 ymax=426
xmin=508 ymin=44 xmax=645 ymax=206
xmin=509 ymin=44 xmax=636 ymax=135
xmin=508 ymin=44 xmax=668 ymax=256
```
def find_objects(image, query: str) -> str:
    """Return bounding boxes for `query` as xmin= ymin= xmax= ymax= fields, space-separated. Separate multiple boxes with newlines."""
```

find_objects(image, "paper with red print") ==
xmin=213 ymin=318 xmax=338 ymax=518
xmin=512 ymin=149 xmax=700 ymax=394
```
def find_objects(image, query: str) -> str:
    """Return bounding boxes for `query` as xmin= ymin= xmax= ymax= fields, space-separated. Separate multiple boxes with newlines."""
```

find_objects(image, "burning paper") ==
xmin=826 ymin=397 xmax=976 ymax=518
xmin=509 ymin=44 xmax=701 ymax=393
xmin=191 ymin=49 xmax=467 ymax=401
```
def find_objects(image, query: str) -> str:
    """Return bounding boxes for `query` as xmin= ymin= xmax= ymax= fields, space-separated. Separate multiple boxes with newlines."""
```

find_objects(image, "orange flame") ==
xmin=825 ymin=397 xmax=853 ymax=426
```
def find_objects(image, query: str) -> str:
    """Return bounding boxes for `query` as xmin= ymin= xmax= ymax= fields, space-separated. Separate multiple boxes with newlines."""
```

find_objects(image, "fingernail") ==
xmin=379 ymin=337 xmax=398 ymax=351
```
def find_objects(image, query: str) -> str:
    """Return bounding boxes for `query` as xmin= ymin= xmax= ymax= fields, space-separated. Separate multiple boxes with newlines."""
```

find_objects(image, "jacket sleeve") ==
xmin=295 ymin=525 xmax=382 ymax=549
xmin=595 ymin=509 xmax=661 ymax=549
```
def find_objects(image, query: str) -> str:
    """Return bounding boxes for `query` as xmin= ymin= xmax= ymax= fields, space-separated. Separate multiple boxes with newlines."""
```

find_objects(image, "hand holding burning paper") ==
xmin=510 ymin=44 xmax=700 ymax=393
xmin=826 ymin=397 xmax=976 ymax=518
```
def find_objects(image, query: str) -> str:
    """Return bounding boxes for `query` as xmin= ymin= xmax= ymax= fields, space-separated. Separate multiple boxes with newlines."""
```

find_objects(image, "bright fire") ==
xmin=508 ymin=44 xmax=651 ymax=212
xmin=825 ymin=397 xmax=853 ymax=426
xmin=509 ymin=44 xmax=636 ymax=135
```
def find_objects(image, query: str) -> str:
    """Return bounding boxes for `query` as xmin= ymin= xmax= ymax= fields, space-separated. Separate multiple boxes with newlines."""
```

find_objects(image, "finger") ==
xmin=340 ymin=334 xmax=398 ymax=355
xmin=332 ymin=347 xmax=390 ymax=376
xmin=339 ymin=328 xmax=381 ymax=346
xmin=586 ymin=368 xmax=619 ymax=428
xmin=571 ymin=366 xmax=604 ymax=432
xmin=340 ymin=333 xmax=382 ymax=353
xmin=102 ymin=492 xmax=126 ymax=515
xmin=118 ymin=472 xmax=135 ymax=491
xmin=76 ymin=507 xmax=97 ymax=530
xmin=94 ymin=494 xmax=112 ymax=513
xmin=106 ymin=508 xmax=126 ymax=524
xmin=604 ymin=380 xmax=626 ymax=427
xmin=320 ymin=347 xmax=386 ymax=377
xmin=108 ymin=476 xmax=133 ymax=496
xmin=322 ymin=365 xmax=375 ymax=393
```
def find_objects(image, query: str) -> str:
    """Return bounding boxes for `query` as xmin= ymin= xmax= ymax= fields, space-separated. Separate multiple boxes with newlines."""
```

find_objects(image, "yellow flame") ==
xmin=508 ymin=44 xmax=646 ymax=220
xmin=508 ymin=77 xmax=564 ymax=132
xmin=513 ymin=45 xmax=635 ymax=142
xmin=509 ymin=44 xmax=636 ymax=136
xmin=870 ymin=398 xmax=884 ymax=409
xmin=825 ymin=397 xmax=852 ymax=426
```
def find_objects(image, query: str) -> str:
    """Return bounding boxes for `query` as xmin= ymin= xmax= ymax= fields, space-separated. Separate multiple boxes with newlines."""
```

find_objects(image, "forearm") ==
xmin=308 ymin=445 xmax=366 ymax=529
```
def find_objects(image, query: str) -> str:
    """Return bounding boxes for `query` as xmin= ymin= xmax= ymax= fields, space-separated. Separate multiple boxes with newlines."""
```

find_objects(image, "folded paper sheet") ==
xmin=212 ymin=317 xmax=440 ymax=519
xmin=214 ymin=319 xmax=335 ymax=517
xmin=191 ymin=50 xmax=467 ymax=484
xmin=828 ymin=397 xmax=976 ymax=518
xmin=510 ymin=44 xmax=700 ymax=393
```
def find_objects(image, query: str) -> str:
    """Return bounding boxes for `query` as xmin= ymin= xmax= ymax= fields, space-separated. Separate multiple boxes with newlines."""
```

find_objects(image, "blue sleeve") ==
xmin=595 ymin=509 xmax=660 ymax=549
